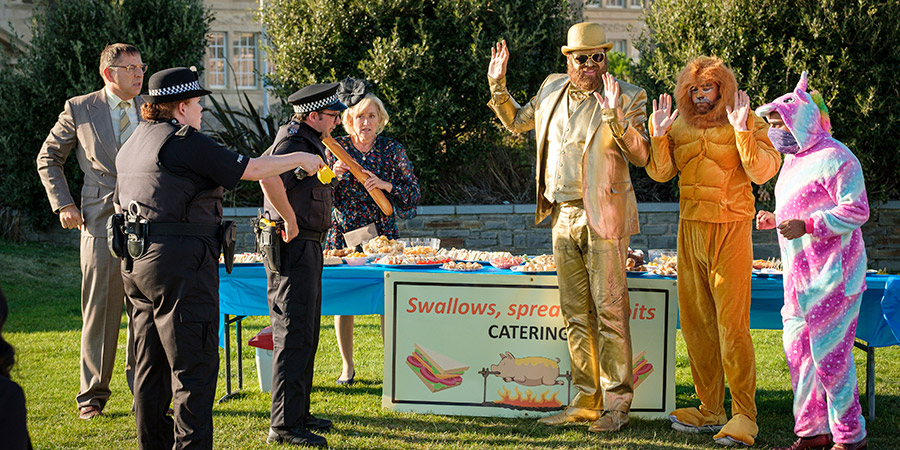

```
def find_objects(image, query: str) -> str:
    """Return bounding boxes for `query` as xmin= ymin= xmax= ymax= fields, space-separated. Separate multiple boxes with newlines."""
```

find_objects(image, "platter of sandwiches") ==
xmin=441 ymin=261 xmax=484 ymax=272
xmin=509 ymin=255 xmax=556 ymax=274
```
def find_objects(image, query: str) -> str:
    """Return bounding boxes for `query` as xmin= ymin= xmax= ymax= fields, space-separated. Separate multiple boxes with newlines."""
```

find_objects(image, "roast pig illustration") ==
xmin=490 ymin=352 xmax=564 ymax=386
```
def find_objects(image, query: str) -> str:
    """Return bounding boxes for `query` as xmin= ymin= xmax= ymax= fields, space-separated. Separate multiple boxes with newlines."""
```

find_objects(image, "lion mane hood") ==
xmin=675 ymin=56 xmax=737 ymax=129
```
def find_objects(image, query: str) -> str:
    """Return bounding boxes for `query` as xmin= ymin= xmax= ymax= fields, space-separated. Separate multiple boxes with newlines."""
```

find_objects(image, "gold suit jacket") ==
xmin=488 ymin=74 xmax=650 ymax=239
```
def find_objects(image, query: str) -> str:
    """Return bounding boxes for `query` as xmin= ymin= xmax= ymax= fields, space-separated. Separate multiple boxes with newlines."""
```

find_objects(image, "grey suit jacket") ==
xmin=37 ymin=89 xmax=144 ymax=237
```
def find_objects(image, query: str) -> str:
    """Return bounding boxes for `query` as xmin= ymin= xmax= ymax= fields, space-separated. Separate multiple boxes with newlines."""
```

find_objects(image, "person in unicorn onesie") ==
xmin=647 ymin=56 xmax=781 ymax=446
xmin=755 ymin=71 xmax=869 ymax=450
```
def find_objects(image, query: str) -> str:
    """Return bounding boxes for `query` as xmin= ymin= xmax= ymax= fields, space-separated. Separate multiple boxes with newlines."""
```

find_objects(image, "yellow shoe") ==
xmin=669 ymin=406 xmax=727 ymax=433
xmin=713 ymin=414 xmax=758 ymax=446
xmin=537 ymin=406 xmax=600 ymax=425
xmin=588 ymin=410 xmax=629 ymax=433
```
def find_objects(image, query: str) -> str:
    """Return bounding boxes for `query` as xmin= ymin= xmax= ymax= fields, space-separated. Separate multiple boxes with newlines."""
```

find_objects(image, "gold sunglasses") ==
xmin=572 ymin=52 xmax=605 ymax=65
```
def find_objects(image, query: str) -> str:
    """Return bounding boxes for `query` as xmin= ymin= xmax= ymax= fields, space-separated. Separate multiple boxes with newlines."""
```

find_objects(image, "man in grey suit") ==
xmin=36 ymin=43 xmax=145 ymax=420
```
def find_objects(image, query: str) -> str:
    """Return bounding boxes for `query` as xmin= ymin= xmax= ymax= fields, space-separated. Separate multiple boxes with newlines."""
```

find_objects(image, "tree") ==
xmin=0 ymin=0 xmax=212 ymax=235
xmin=260 ymin=0 xmax=575 ymax=204
xmin=633 ymin=0 xmax=900 ymax=201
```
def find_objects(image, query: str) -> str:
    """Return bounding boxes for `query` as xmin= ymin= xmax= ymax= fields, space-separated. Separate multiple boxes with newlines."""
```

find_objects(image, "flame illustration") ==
xmin=494 ymin=386 xmax=562 ymax=408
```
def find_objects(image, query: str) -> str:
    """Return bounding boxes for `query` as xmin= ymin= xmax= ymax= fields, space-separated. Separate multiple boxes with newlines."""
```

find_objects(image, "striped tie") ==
xmin=118 ymin=101 xmax=133 ymax=146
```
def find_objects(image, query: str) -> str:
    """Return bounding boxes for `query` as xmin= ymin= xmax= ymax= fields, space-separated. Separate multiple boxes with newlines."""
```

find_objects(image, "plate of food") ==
xmin=652 ymin=273 xmax=677 ymax=278
xmin=372 ymin=262 xmax=444 ymax=268
xmin=510 ymin=265 xmax=556 ymax=275
xmin=441 ymin=261 xmax=484 ymax=272
xmin=373 ymin=255 xmax=451 ymax=267
xmin=753 ymin=268 xmax=783 ymax=278
xmin=625 ymin=248 xmax=645 ymax=272
xmin=489 ymin=256 xmax=524 ymax=270
xmin=363 ymin=235 xmax=404 ymax=257
xmin=323 ymin=255 xmax=344 ymax=266
xmin=436 ymin=248 xmax=513 ymax=263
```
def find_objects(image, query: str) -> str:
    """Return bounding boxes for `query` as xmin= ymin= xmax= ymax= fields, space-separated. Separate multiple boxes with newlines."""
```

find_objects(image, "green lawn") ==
xmin=2 ymin=239 xmax=898 ymax=448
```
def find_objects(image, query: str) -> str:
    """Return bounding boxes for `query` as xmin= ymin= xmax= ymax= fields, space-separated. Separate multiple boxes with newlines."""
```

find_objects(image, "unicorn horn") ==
xmin=796 ymin=71 xmax=808 ymax=92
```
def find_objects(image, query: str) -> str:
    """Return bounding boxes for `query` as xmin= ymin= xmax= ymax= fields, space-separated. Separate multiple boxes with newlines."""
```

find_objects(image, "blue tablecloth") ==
xmin=218 ymin=264 xmax=900 ymax=347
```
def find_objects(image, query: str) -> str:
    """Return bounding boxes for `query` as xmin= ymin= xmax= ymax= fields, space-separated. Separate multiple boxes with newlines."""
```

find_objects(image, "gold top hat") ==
xmin=561 ymin=22 xmax=613 ymax=55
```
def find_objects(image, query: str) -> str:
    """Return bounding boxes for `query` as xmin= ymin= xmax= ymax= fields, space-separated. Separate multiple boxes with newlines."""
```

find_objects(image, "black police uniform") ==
xmin=263 ymin=120 xmax=332 ymax=434
xmin=115 ymin=119 xmax=248 ymax=449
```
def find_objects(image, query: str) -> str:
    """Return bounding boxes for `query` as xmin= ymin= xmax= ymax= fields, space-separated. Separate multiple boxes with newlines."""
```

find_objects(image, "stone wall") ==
xmin=35 ymin=202 xmax=900 ymax=271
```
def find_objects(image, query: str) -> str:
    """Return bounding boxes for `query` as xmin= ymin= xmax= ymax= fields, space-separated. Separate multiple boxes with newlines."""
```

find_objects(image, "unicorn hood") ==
xmin=755 ymin=71 xmax=832 ymax=154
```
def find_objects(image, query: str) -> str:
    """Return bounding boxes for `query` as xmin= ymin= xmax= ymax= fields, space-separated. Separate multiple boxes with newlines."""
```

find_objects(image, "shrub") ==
xmin=260 ymin=0 xmax=574 ymax=205
xmin=0 ymin=0 xmax=212 ymax=233
xmin=634 ymin=0 xmax=900 ymax=202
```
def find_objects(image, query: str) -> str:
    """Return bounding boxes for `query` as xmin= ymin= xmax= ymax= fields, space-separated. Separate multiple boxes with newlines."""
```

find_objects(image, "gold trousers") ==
xmin=677 ymin=219 xmax=757 ymax=421
xmin=552 ymin=201 xmax=633 ymax=413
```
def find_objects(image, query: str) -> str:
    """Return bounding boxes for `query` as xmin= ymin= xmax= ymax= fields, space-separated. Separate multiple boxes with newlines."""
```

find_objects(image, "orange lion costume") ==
xmin=646 ymin=57 xmax=781 ymax=446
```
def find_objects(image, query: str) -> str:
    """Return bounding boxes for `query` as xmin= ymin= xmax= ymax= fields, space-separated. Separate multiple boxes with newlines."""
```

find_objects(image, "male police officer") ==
xmin=260 ymin=83 xmax=345 ymax=447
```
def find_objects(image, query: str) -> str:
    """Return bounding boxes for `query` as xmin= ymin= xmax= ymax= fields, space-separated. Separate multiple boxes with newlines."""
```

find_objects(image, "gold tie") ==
xmin=118 ymin=101 xmax=133 ymax=146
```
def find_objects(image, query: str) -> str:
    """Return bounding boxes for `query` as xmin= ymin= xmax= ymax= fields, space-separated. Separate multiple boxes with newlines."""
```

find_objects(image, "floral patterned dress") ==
xmin=324 ymin=134 xmax=421 ymax=249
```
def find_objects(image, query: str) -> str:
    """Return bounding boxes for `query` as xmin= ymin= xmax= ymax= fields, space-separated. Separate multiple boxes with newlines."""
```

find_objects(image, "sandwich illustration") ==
xmin=632 ymin=351 xmax=654 ymax=389
xmin=406 ymin=344 xmax=469 ymax=393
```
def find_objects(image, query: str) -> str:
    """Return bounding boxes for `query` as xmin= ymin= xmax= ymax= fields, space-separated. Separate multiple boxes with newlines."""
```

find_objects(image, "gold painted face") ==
xmin=567 ymin=49 xmax=608 ymax=91
xmin=690 ymin=81 xmax=719 ymax=114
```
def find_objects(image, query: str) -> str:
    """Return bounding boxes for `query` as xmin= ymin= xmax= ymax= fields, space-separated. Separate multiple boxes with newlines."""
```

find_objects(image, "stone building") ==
xmin=583 ymin=0 xmax=647 ymax=60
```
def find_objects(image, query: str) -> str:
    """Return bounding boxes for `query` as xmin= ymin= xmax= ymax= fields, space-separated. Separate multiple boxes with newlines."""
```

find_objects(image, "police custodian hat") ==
xmin=142 ymin=66 xmax=212 ymax=103
xmin=288 ymin=82 xmax=348 ymax=114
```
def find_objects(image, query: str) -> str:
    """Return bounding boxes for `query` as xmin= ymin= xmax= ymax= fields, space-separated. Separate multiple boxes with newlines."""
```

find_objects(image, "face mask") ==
xmin=768 ymin=127 xmax=800 ymax=154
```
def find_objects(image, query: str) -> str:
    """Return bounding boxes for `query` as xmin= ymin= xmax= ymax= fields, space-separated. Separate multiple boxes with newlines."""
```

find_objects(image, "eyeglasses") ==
xmin=109 ymin=64 xmax=148 ymax=74
xmin=318 ymin=111 xmax=340 ymax=120
xmin=571 ymin=52 xmax=606 ymax=65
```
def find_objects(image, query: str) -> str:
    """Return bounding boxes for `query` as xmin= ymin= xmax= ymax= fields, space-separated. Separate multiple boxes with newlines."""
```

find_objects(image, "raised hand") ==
xmin=594 ymin=73 xmax=620 ymax=110
xmin=726 ymin=90 xmax=750 ymax=132
xmin=650 ymin=93 xmax=679 ymax=137
xmin=756 ymin=210 xmax=775 ymax=230
xmin=487 ymin=40 xmax=509 ymax=80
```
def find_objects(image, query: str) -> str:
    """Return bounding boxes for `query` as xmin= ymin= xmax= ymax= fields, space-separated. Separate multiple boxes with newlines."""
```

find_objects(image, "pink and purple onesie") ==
xmin=755 ymin=72 xmax=869 ymax=444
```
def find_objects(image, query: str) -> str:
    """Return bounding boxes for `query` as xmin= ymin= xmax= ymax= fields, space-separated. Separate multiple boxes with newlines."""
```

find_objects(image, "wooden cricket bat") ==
xmin=321 ymin=136 xmax=394 ymax=216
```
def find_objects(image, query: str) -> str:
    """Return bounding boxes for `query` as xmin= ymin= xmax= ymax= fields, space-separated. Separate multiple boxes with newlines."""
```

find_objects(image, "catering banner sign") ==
xmin=382 ymin=271 xmax=676 ymax=419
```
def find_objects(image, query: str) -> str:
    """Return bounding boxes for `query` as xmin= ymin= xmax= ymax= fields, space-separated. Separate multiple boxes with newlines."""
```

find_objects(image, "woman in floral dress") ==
xmin=325 ymin=81 xmax=420 ymax=384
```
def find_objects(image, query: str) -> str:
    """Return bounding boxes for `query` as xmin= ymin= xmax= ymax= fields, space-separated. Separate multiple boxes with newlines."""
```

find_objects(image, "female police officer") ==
xmin=114 ymin=67 xmax=324 ymax=449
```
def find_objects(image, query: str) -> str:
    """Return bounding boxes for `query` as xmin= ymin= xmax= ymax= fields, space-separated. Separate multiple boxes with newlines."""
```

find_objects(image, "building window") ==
xmin=607 ymin=0 xmax=624 ymax=7
xmin=630 ymin=0 xmax=644 ymax=7
xmin=207 ymin=32 xmax=227 ymax=89
xmin=232 ymin=32 xmax=258 ymax=89
xmin=612 ymin=40 xmax=628 ymax=55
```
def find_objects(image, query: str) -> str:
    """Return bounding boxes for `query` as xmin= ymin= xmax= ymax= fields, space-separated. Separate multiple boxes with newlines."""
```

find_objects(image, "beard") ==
xmin=567 ymin=59 xmax=603 ymax=91
xmin=694 ymin=98 xmax=715 ymax=114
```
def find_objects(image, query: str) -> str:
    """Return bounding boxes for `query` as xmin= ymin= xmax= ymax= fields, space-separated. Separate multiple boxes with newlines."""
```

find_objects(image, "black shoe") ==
xmin=304 ymin=415 xmax=333 ymax=432
xmin=267 ymin=426 xmax=327 ymax=447
xmin=336 ymin=370 xmax=355 ymax=386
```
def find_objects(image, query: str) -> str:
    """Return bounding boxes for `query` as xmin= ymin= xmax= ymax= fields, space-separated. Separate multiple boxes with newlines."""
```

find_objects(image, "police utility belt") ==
xmin=253 ymin=213 xmax=325 ymax=274
xmin=107 ymin=204 xmax=236 ymax=274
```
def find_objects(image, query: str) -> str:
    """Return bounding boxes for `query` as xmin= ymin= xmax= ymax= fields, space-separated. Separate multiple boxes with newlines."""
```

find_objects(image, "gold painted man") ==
xmin=486 ymin=22 xmax=650 ymax=432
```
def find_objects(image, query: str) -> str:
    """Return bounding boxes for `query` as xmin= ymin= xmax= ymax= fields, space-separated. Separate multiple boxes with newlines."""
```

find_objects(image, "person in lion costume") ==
xmin=646 ymin=56 xmax=781 ymax=446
